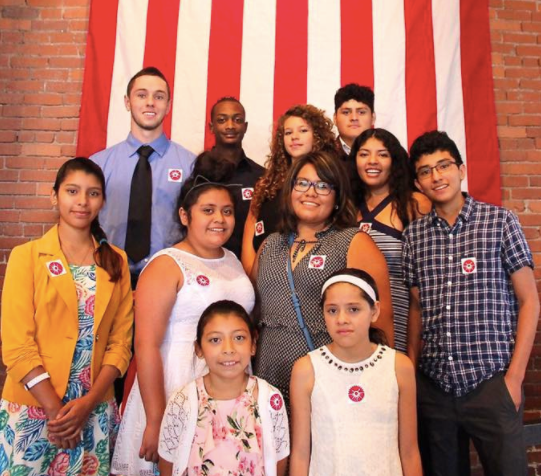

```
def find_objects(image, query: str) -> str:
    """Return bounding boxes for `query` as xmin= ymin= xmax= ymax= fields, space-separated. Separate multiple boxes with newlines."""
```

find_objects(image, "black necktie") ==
xmin=125 ymin=145 xmax=154 ymax=263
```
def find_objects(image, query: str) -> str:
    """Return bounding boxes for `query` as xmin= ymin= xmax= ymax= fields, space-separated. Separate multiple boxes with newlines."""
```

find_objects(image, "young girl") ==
xmin=289 ymin=269 xmax=421 ymax=476
xmin=158 ymin=300 xmax=290 ymax=476
xmin=0 ymin=158 xmax=133 ymax=474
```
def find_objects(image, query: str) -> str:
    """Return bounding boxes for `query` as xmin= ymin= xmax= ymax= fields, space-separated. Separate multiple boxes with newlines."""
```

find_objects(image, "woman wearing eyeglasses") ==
xmin=251 ymin=150 xmax=394 ymax=410
xmin=347 ymin=128 xmax=431 ymax=353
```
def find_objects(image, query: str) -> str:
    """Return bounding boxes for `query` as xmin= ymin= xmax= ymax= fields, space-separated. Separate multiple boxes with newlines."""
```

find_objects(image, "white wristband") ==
xmin=23 ymin=372 xmax=50 ymax=391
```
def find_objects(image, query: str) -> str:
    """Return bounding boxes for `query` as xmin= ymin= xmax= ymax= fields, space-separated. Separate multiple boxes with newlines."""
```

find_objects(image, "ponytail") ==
xmin=91 ymin=219 xmax=123 ymax=282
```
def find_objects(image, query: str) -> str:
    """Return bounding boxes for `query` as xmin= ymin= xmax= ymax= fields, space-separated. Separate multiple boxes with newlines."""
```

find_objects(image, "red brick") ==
xmin=22 ymin=118 xmax=61 ymax=131
xmin=5 ymin=157 xmax=46 ymax=171
xmin=0 ymin=211 xmax=20 ymax=224
xmin=509 ymin=115 xmax=541 ymax=126
xmin=23 ymin=92 xmax=64 ymax=105
xmin=23 ymin=224 xmax=45 ymax=237
xmin=34 ymin=131 xmax=55 ymax=143
xmin=506 ymin=67 xmax=540 ymax=78
xmin=10 ymin=56 xmax=49 ymax=69
xmin=14 ymin=197 xmax=52 ymax=209
xmin=21 ymin=143 xmax=62 ymax=157
xmin=0 ymin=131 xmax=17 ymax=142
xmin=517 ymin=45 xmax=541 ymax=56
xmin=0 ymin=170 xmax=19 ymax=181
xmin=0 ymin=223 xmax=23 ymax=237
xmin=2 ymin=105 xmax=41 ymax=117
xmin=497 ymin=126 xmax=528 ymax=138
xmin=19 ymin=169 xmax=57 ymax=182
xmin=0 ymin=143 xmax=22 ymax=156
xmin=0 ymin=183 xmax=35 ymax=196
xmin=62 ymin=7 xmax=88 ymax=19
xmin=41 ymin=106 xmax=80 ymax=118
xmin=0 ymin=18 xmax=31 ymax=30
xmin=20 ymin=210 xmax=57 ymax=223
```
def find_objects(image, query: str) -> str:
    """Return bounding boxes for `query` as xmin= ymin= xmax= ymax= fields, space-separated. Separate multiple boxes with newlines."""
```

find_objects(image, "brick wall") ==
xmin=0 ymin=0 xmax=540 ymax=472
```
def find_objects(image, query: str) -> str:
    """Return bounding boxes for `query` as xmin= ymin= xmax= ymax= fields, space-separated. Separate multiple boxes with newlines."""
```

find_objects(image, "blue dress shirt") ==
xmin=91 ymin=133 xmax=195 ymax=275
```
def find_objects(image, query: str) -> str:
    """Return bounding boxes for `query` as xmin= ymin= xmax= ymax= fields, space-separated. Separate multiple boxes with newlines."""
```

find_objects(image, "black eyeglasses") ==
xmin=293 ymin=178 xmax=335 ymax=196
xmin=416 ymin=160 xmax=458 ymax=181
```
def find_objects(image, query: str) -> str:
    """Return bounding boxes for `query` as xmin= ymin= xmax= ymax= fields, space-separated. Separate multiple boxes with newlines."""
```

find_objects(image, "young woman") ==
xmin=348 ymin=128 xmax=431 ymax=352
xmin=290 ymin=269 xmax=421 ymax=476
xmin=0 ymin=158 xmax=133 ymax=475
xmin=111 ymin=178 xmax=255 ymax=476
xmin=252 ymin=151 xmax=394 ymax=410
xmin=241 ymin=104 xmax=337 ymax=274
xmin=158 ymin=300 xmax=289 ymax=476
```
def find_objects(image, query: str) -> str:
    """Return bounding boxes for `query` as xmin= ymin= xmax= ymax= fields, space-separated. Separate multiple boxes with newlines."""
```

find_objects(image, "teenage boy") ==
xmin=207 ymin=96 xmax=264 ymax=258
xmin=91 ymin=67 xmax=195 ymax=287
xmin=403 ymin=130 xmax=539 ymax=476
xmin=333 ymin=83 xmax=375 ymax=158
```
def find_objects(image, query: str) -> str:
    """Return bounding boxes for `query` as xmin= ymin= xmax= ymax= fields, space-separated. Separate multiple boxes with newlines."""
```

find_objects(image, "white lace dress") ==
xmin=111 ymin=247 xmax=255 ymax=476
xmin=308 ymin=344 xmax=402 ymax=476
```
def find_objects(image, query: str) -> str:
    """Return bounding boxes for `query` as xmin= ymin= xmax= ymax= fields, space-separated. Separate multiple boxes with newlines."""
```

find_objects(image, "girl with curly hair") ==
xmin=241 ymin=104 xmax=337 ymax=274
xmin=347 ymin=128 xmax=431 ymax=352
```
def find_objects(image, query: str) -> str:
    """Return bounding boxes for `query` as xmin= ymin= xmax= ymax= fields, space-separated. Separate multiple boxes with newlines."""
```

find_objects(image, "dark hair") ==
xmin=279 ymin=150 xmax=357 ymax=234
xmin=126 ymin=66 xmax=171 ymax=100
xmin=251 ymin=104 xmax=338 ymax=217
xmin=409 ymin=130 xmax=463 ymax=166
xmin=53 ymin=158 xmax=123 ymax=282
xmin=321 ymin=268 xmax=387 ymax=345
xmin=348 ymin=128 xmax=419 ymax=228
xmin=196 ymin=300 xmax=257 ymax=346
xmin=334 ymin=84 xmax=375 ymax=113
xmin=210 ymin=96 xmax=245 ymax=121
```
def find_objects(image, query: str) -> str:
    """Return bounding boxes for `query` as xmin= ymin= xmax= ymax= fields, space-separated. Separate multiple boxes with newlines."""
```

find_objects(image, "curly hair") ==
xmin=347 ymin=128 xmax=419 ymax=228
xmin=251 ymin=104 xmax=337 ymax=217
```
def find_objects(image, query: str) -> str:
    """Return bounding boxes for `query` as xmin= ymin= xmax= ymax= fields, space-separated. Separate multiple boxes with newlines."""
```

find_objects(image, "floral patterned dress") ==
xmin=186 ymin=376 xmax=265 ymax=476
xmin=0 ymin=265 xmax=120 ymax=476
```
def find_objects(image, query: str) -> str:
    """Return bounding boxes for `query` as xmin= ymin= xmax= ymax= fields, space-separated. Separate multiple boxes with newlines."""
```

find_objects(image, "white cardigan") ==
xmin=159 ymin=377 xmax=290 ymax=476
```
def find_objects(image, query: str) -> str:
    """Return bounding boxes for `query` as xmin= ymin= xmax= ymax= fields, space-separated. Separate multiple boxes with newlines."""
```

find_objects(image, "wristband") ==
xmin=23 ymin=372 xmax=50 ymax=391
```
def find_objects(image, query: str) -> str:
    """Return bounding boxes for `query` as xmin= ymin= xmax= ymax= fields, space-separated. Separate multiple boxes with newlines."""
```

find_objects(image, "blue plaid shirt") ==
xmin=403 ymin=195 xmax=533 ymax=396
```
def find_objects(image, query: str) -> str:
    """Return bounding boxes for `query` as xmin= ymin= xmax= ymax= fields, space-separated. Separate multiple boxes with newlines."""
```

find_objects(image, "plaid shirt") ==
xmin=403 ymin=195 xmax=533 ymax=396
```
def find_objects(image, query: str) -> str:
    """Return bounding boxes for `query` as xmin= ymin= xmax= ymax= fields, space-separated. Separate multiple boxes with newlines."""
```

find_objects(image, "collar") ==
xmin=429 ymin=193 xmax=475 ymax=226
xmin=126 ymin=132 xmax=169 ymax=159
xmin=37 ymin=224 xmax=101 ymax=255
xmin=338 ymin=136 xmax=351 ymax=155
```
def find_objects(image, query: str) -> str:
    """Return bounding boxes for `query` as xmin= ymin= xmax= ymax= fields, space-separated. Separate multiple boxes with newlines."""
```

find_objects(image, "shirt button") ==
xmin=449 ymin=234 xmax=453 ymax=239
xmin=446 ymin=305 xmax=451 ymax=310
xmin=447 ymin=281 xmax=452 ymax=286
xmin=144 ymin=258 xmax=149 ymax=262
xmin=446 ymin=332 xmax=451 ymax=337
xmin=448 ymin=256 xmax=453 ymax=261
xmin=448 ymin=356 xmax=453 ymax=361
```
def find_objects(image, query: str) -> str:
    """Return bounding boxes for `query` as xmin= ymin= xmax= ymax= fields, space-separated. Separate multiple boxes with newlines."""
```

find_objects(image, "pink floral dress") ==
xmin=0 ymin=265 xmax=120 ymax=476
xmin=186 ymin=376 xmax=265 ymax=476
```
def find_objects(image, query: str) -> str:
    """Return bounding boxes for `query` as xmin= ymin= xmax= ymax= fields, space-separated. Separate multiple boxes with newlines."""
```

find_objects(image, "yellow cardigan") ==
xmin=1 ymin=225 xmax=134 ymax=406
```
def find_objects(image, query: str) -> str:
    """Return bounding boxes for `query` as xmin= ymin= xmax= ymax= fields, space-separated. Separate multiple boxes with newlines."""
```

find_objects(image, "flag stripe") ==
xmin=170 ymin=0 xmax=212 ymax=154
xmin=143 ymin=0 xmax=181 ymax=138
xmin=373 ymin=0 xmax=408 ymax=147
xmin=239 ymin=0 xmax=277 ymax=164
xmin=273 ymin=0 xmax=309 ymax=122
xmin=460 ymin=0 xmax=501 ymax=204
xmin=340 ymin=0 xmax=374 ymax=89
xmin=307 ymin=0 xmax=341 ymax=118
xmin=203 ymin=0 xmax=245 ymax=150
xmin=404 ymin=0 xmax=438 ymax=148
xmin=432 ymin=0 xmax=469 ymax=191
xmin=77 ymin=0 xmax=119 ymax=159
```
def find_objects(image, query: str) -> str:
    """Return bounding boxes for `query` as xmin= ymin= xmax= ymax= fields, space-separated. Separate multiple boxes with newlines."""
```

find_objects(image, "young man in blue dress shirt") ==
xmin=403 ymin=130 xmax=539 ymax=476
xmin=91 ymin=67 xmax=195 ymax=286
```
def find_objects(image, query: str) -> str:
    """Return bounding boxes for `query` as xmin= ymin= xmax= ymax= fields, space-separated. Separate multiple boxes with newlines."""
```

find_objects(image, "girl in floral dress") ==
xmin=0 ymin=158 xmax=133 ymax=476
xmin=158 ymin=300 xmax=289 ymax=476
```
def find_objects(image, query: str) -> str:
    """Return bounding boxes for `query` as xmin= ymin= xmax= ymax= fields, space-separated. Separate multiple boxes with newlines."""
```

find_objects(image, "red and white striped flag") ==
xmin=77 ymin=0 xmax=501 ymax=205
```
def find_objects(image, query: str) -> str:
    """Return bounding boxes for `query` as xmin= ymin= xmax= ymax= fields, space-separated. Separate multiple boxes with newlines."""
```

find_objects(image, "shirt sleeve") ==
xmin=501 ymin=210 xmax=534 ymax=275
xmin=269 ymin=388 xmax=290 ymax=460
xmin=158 ymin=387 xmax=191 ymax=463
xmin=402 ymin=231 xmax=418 ymax=289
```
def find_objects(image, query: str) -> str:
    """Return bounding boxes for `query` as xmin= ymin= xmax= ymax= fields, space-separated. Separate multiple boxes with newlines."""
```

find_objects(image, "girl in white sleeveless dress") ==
xmin=112 ymin=181 xmax=255 ymax=476
xmin=289 ymin=268 xmax=421 ymax=476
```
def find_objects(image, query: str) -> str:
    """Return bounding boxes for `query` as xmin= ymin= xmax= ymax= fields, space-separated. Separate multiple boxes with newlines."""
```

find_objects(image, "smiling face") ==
xmin=323 ymin=282 xmax=380 ymax=349
xmin=51 ymin=170 xmax=104 ymax=232
xmin=414 ymin=150 xmax=465 ymax=207
xmin=195 ymin=312 xmax=256 ymax=380
xmin=209 ymin=100 xmax=248 ymax=147
xmin=179 ymin=188 xmax=235 ymax=251
xmin=291 ymin=163 xmax=336 ymax=229
xmin=334 ymin=99 xmax=375 ymax=147
xmin=355 ymin=137 xmax=392 ymax=193
xmin=124 ymin=74 xmax=171 ymax=140
xmin=283 ymin=116 xmax=315 ymax=159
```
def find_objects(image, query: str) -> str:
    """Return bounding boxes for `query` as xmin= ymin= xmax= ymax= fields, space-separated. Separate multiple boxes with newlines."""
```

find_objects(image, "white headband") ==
xmin=321 ymin=275 xmax=377 ymax=302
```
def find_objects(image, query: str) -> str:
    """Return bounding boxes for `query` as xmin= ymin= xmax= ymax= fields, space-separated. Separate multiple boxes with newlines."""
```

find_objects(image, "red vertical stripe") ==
xmin=143 ymin=0 xmax=182 ymax=139
xmin=340 ymin=0 xmax=374 ymax=90
xmin=203 ymin=0 xmax=245 ymax=150
xmin=76 ymin=0 xmax=119 ymax=158
xmin=404 ymin=0 xmax=437 ymax=148
xmin=460 ymin=0 xmax=501 ymax=205
xmin=273 ymin=0 xmax=308 ymax=124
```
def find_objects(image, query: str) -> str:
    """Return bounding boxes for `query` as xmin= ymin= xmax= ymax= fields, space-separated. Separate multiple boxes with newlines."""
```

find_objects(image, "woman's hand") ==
xmin=47 ymin=395 xmax=94 ymax=441
xmin=139 ymin=422 xmax=161 ymax=463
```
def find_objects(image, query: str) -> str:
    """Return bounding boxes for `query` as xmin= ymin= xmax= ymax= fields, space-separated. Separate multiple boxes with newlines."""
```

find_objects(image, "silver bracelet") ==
xmin=23 ymin=372 xmax=50 ymax=391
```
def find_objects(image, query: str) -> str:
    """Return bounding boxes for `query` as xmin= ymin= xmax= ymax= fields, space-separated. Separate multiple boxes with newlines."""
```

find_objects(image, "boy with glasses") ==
xmin=403 ymin=130 xmax=539 ymax=475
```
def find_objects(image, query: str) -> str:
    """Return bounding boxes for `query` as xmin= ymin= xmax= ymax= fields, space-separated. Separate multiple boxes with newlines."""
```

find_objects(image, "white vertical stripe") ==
xmin=239 ymin=0 xmax=277 ymax=166
xmin=170 ymin=0 xmax=212 ymax=155
xmin=372 ymin=0 xmax=408 ymax=148
xmin=106 ymin=0 xmax=149 ymax=147
xmin=432 ymin=0 xmax=468 ymax=191
xmin=307 ymin=0 xmax=341 ymax=122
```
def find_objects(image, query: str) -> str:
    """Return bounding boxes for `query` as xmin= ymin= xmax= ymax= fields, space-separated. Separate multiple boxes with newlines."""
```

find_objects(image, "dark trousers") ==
xmin=417 ymin=372 xmax=527 ymax=476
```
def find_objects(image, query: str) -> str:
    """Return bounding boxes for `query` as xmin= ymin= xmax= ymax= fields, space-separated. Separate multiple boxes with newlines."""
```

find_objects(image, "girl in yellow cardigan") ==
xmin=0 ymin=158 xmax=133 ymax=475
